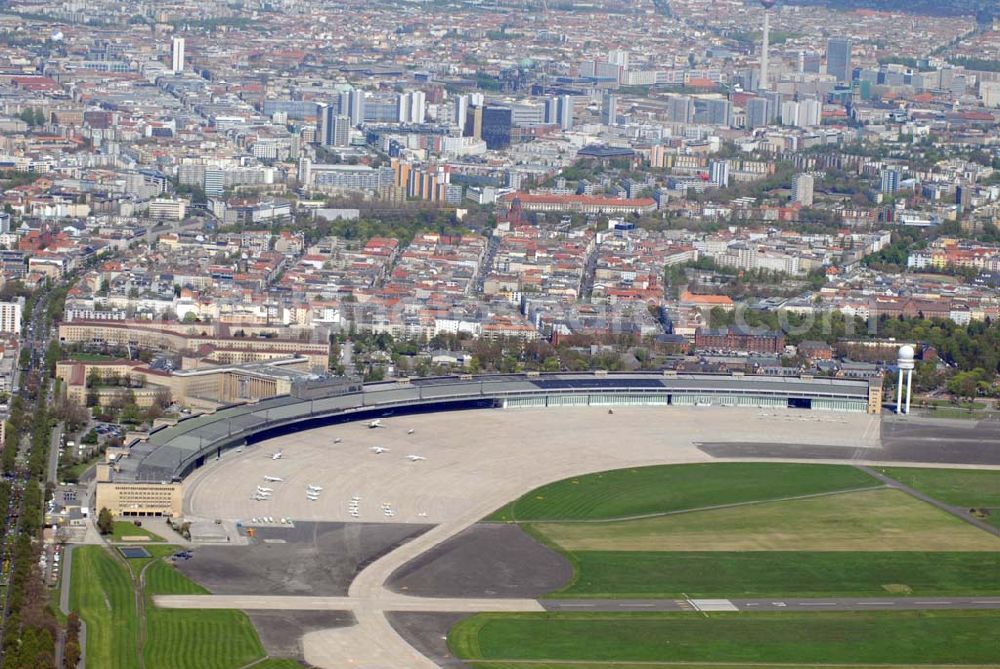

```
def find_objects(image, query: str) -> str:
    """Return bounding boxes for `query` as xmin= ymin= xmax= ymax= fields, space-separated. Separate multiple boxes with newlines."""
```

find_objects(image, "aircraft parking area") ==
xmin=183 ymin=406 xmax=881 ymax=529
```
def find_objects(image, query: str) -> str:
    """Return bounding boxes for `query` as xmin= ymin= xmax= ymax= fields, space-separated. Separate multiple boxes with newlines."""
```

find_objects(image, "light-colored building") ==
xmin=793 ymin=173 xmax=815 ymax=207
xmin=171 ymin=37 xmax=185 ymax=73
xmin=0 ymin=299 xmax=22 ymax=334
xmin=95 ymin=481 xmax=183 ymax=518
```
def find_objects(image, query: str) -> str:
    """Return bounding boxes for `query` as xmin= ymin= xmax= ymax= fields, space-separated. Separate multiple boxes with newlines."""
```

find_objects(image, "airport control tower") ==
xmin=759 ymin=0 xmax=777 ymax=90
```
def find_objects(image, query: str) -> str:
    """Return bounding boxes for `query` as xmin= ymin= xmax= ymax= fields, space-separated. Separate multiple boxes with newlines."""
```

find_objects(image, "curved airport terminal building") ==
xmin=105 ymin=372 xmax=882 ymax=493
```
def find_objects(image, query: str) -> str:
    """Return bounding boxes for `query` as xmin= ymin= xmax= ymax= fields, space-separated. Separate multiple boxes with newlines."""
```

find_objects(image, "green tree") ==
xmin=97 ymin=507 xmax=113 ymax=535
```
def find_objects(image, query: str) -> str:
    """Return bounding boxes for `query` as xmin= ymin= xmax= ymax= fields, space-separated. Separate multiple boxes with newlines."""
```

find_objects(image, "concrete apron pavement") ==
xmin=154 ymin=594 xmax=545 ymax=613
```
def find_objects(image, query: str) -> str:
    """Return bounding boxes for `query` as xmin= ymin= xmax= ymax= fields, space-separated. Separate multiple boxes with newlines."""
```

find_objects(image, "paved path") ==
xmin=157 ymin=594 xmax=1000 ymax=614
xmin=548 ymin=597 xmax=1000 ymax=612
xmin=156 ymin=594 xmax=544 ymax=612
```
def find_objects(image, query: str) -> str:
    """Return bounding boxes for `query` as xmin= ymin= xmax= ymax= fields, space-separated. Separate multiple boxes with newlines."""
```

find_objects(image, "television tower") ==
xmin=759 ymin=0 xmax=776 ymax=90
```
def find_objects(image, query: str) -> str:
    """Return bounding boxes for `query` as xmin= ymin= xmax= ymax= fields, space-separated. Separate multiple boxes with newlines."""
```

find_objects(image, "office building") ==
xmin=747 ymin=97 xmax=770 ymax=129
xmin=338 ymin=89 xmax=365 ymax=126
xmin=792 ymin=173 xmax=814 ymax=207
xmin=481 ymin=106 xmax=513 ymax=150
xmin=557 ymin=95 xmax=573 ymax=130
xmin=667 ymin=96 xmax=694 ymax=124
xmin=454 ymin=95 xmax=469 ymax=129
xmin=781 ymin=99 xmax=821 ymax=128
xmin=602 ymin=93 xmax=618 ymax=126
xmin=204 ymin=168 xmax=224 ymax=197
xmin=397 ymin=91 xmax=426 ymax=124
xmin=410 ymin=90 xmax=426 ymax=124
xmin=694 ymin=98 xmax=732 ymax=126
xmin=826 ymin=38 xmax=852 ymax=83
xmin=317 ymin=103 xmax=335 ymax=145
xmin=332 ymin=115 xmax=350 ymax=147
xmin=463 ymin=105 xmax=484 ymax=139
xmin=799 ymin=51 xmax=822 ymax=74
xmin=171 ymin=37 xmax=185 ymax=73
xmin=762 ymin=90 xmax=783 ymax=123
xmin=544 ymin=95 xmax=574 ymax=130
xmin=511 ymin=102 xmax=545 ymax=127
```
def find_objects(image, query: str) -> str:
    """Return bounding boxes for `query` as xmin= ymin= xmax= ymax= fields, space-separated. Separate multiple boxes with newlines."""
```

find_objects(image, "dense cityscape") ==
xmin=0 ymin=0 xmax=998 ymax=668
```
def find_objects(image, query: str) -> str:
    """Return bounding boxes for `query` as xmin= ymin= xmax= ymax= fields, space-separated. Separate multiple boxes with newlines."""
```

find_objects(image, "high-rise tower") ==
xmin=759 ymin=1 xmax=776 ymax=90
xmin=171 ymin=37 xmax=185 ymax=74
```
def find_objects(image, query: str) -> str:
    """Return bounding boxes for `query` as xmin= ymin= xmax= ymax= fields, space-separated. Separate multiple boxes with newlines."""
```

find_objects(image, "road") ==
xmin=0 ymin=282 xmax=56 ymax=654
xmin=47 ymin=421 xmax=62 ymax=486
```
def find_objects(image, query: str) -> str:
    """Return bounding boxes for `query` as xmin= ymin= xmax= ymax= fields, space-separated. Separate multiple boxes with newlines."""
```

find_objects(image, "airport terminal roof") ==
xmin=116 ymin=373 xmax=872 ymax=483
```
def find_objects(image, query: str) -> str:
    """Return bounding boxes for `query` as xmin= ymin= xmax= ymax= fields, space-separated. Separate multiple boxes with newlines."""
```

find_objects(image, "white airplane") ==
xmin=405 ymin=455 xmax=426 ymax=462
xmin=270 ymin=450 xmax=284 ymax=460
xmin=368 ymin=420 xmax=383 ymax=429
xmin=257 ymin=486 xmax=274 ymax=493
xmin=263 ymin=475 xmax=283 ymax=482
xmin=370 ymin=446 xmax=390 ymax=454
xmin=333 ymin=437 xmax=343 ymax=444
xmin=252 ymin=494 xmax=270 ymax=501
xmin=307 ymin=485 xmax=323 ymax=492
xmin=307 ymin=496 xmax=320 ymax=502
xmin=407 ymin=428 xmax=415 ymax=435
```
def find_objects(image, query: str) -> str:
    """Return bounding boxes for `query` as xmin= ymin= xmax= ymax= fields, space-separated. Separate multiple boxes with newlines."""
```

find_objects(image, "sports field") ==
xmin=449 ymin=611 xmax=1000 ymax=665
xmin=534 ymin=489 xmax=1000 ymax=551
xmin=489 ymin=463 xmax=877 ymax=522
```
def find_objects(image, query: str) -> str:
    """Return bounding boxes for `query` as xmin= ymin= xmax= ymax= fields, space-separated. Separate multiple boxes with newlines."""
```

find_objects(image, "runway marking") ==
xmin=801 ymin=602 xmax=836 ymax=606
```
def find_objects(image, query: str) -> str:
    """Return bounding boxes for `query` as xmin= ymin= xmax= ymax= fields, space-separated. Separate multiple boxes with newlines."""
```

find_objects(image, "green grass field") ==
xmin=489 ymin=463 xmax=878 ymax=522
xmin=532 ymin=489 xmax=1000 ymax=552
xmin=879 ymin=467 xmax=1000 ymax=509
xmin=550 ymin=551 xmax=1000 ymax=598
xmin=69 ymin=546 xmax=140 ymax=668
xmin=449 ymin=611 xmax=1000 ymax=665
xmin=143 ymin=560 xmax=265 ymax=669
xmin=70 ymin=545 xmax=287 ymax=669
xmin=111 ymin=521 xmax=164 ymax=543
